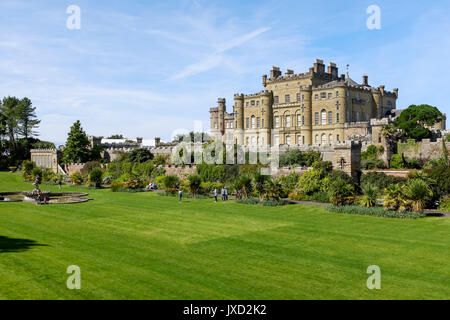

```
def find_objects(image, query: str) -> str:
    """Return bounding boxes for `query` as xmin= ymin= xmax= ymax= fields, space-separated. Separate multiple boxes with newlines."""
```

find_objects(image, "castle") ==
xmin=210 ymin=59 xmax=399 ymax=146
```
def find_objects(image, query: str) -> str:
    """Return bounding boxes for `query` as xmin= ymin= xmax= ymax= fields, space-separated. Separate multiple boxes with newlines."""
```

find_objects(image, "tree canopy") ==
xmin=63 ymin=120 xmax=91 ymax=164
xmin=396 ymin=104 xmax=442 ymax=140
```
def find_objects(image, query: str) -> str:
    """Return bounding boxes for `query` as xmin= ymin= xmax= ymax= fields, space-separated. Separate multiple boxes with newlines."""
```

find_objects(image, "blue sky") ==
xmin=0 ymin=0 xmax=449 ymax=145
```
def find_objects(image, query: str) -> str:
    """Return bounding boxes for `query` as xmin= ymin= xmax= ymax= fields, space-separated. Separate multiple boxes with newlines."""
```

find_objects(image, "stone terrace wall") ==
xmin=398 ymin=138 xmax=450 ymax=161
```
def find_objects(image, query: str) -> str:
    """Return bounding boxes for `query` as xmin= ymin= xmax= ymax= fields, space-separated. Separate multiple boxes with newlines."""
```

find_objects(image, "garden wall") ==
xmin=398 ymin=138 xmax=450 ymax=161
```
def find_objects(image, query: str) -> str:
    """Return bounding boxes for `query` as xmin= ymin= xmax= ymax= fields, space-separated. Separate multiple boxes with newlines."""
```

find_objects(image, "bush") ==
xmin=187 ymin=174 xmax=202 ymax=196
xmin=424 ymin=165 xmax=450 ymax=196
xmin=360 ymin=184 xmax=379 ymax=207
xmin=294 ymin=169 xmax=322 ymax=195
xmin=162 ymin=175 xmax=181 ymax=191
xmin=89 ymin=168 xmax=103 ymax=188
xmin=236 ymin=198 xmax=260 ymax=205
xmin=278 ymin=173 xmax=300 ymax=196
xmin=233 ymin=175 xmax=253 ymax=199
xmin=126 ymin=148 xmax=154 ymax=163
xmin=328 ymin=177 xmax=355 ymax=206
xmin=361 ymin=172 xmax=406 ymax=190
xmin=326 ymin=205 xmax=424 ymax=219
xmin=438 ymin=198 xmax=450 ymax=211
xmin=261 ymin=199 xmax=289 ymax=206
xmin=81 ymin=161 xmax=102 ymax=177
xmin=70 ymin=172 xmax=84 ymax=185
xmin=22 ymin=160 xmax=35 ymax=180
xmin=361 ymin=159 xmax=387 ymax=170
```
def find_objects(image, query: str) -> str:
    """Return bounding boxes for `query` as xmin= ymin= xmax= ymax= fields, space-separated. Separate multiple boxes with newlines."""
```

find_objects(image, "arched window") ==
xmin=285 ymin=115 xmax=291 ymax=127
xmin=251 ymin=136 xmax=256 ymax=145
xmin=321 ymin=109 xmax=327 ymax=125
xmin=321 ymin=134 xmax=326 ymax=145
xmin=315 ymin=135 xmax=319 ymax=144
xmin=251 ymin=116 xmax=255 ymax=129
xmin=328 ymin=111 xmax=332 ymax=124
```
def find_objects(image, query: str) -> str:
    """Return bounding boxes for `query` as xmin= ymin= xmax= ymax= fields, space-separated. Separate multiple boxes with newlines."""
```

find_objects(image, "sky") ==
xmin=0 ymin=0 xmax=449 ymax=146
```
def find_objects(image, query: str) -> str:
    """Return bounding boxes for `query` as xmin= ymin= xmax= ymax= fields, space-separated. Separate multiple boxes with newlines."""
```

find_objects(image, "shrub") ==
xmin=102 ymin=175 xmax=113 ymax=185
xmin=22 ymin=160 xmax=35 ymax=180
xmin=390 ymin=154 xmax=404 ymax=169
xmin=361 ymin=172 xmax=406 ymax=190
xmin=360 ymin=184 xmax=379 ymax=207
xmin=328 ymin=177 xmax=355 ymax=206
xmin=326 ymin=205 xmax=424 ymax=219
xmin=361 ymin=159 xmax=387 ymax=170
xmin=126 ymin=148 xmax=154 ymax=163
xmin=263 ymin=178 xmax=284 ymax=201
xmin=187 ymin=174 xmax=202 ymax=196
xmin=89 ymin=168 xmax=103 ymax=188
xmin=424 ymin=165 xmax=450 ymax=196
xmin=253 ymin=172 xmax=269 ymax=198
xmin=233 ymin=175 xmax=253 ymax=199
xmin=309 ymin=191 xmax=330 ymax=203
xmin=81 ymin=161 xmax=102 ymax=177
xmin=236 ymin=198 xmax=260 ymax=205
xmin=278 ymin=173 xmax=300 ymax=196
xmin=438 ymin=198 xmax=450 ymax=211
xmin=261 ymin=199 xmax=289 ymax=206
xmin=294 ymin=169 xmax=322 ymax=195
xmin=32 ymin=167 xmax=43 ymax=182
xmin=70 ymin=172 xmax=84 ymax=185
xmin=405 ymin=179 xmax=433 ymax=213
xmin=162 ymin=174 xmax=181 ymax=191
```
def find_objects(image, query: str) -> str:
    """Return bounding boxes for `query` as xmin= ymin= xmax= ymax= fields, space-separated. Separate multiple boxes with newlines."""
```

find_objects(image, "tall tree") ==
xmin=63 ymin=120 xmax=91 ymax=163
xmin=0 ymin=96 xmax=20 ymax=154
xmin=17 ymin=97 xmax=40 ymax=139
xmin=396 ymin=104 xmax=442 ymax=140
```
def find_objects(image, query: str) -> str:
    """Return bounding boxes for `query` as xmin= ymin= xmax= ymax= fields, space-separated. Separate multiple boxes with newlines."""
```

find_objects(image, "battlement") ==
xmin=30 ymin=149 xmax=57 ymax=153
xmin=243 ymin=90 xmax=272 ymax=99
xmin=370 ymin=118 xmax=391 ymax=126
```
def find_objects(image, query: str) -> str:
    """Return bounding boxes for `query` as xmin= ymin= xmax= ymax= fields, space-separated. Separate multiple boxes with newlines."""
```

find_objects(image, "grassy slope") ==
xmin=0 ymin=172 xmax=449 ymax=300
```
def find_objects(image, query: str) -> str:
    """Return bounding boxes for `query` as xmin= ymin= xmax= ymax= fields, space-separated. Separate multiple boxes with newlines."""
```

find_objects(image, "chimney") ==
xmin=270 ymin=66 xmax=281 ymax=79
xmin=313 ymin=59 xmax=325 ymax=74
xmin=362 ymin=74 xmax=369 ymax=86
xmin=155 ymin=137 xmax=161 ymax=147
xmin=262 ymin=74 xmax=267 ymax=87
xmin=327 ymin=62 xmax=338 ymax=78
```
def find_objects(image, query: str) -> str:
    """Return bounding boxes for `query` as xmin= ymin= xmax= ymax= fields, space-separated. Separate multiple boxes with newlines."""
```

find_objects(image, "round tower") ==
xmin=233 ymin=94 xmax=245 ymax=145
xmin=260 ymin=90 xmax=273 ymax=145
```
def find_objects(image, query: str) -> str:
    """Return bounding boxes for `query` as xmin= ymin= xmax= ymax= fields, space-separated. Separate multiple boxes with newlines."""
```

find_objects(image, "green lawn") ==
xmin=0 ymin=172 xmax=449 ymax=300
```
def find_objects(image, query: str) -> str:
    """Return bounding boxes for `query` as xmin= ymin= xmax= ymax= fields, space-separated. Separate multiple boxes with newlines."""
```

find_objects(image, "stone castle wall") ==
xmin=398 ymin=138 xmax=450 ymax=161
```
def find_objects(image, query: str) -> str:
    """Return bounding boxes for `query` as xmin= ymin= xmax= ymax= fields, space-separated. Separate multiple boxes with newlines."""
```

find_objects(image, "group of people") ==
xmin=214 ymin=187 xmax=229 ymax=202
xmin=177 ymin=186 xmax=229 ymax=202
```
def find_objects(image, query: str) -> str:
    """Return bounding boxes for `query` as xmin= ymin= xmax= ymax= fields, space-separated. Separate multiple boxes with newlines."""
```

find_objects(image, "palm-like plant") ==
xmin=383 ymin=184 xmax=405 ymax=211
xmin=405 ymin=179 xmax=433 ymax=213
xmin=360 ymin=184 xmax=379 ymax=207
xmin=263 ymin=178 xmax=283 ymax=201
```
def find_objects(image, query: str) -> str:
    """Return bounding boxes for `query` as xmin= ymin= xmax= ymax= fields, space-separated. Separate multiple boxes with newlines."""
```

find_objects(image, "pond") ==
xmin=0 ymin=192 xmax=90 ymax=204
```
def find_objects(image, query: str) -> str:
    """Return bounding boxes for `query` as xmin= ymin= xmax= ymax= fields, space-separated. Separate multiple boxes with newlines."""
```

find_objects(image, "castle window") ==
xmin=246 ymin=118 xmax=249 ymax=129
xmin=329 ymin=134 xmax=333 ymax=143
xmin=246 ymin=102 xmax=249 ymax=107
xmin=315 ymin=94 xmax=319 ymax=100
xmin=315 ymin=112 xmax=319 ymax=125
xmin=296 ymin=93 xmax=301 ymax=102
xmin=251 ymin=100 xmax=255 ymax=106
xmin=256 ymin=101 xmax=259 ymax=106
xmin=297 ymin=115 xmax=301 ymax=126
xmin=321 ymin=109 xmax=327 ymax=125
xmin=251 ymin=116 xmax=256 ymax=129
xmin=315 ymin=135 xmax=319 ymax=144
xmin=297 ymin=136 xmax=301 ymax=144
xmin=251 ymin=137 xmax=256 ymax=145
xmin=321 ymin=134 xmax=326 ymax=145
xmin=286 ymin=135 xmax=291 ymax=146
xmin=285 ymin=95 xmax=290 ymax=103
xmin=275 ymin=116 xmax=280 ymax=128
xmin=257 ymin=117 xmax=260 ymax=128
xmin=286 ymin=115 xmax=291 ymax=127
xmin=226 ymin=122 xmax=229 ymax=128
xmin=328 ymin=111 xmax=332 ymax=124
xmin=321 ymin=92 xmax=326 ymax=100
xmin=328 ymin=93 xmax=332 ymax=99
xmin=302 ymin=95 xmax=305 ymax=101
xmin=214 ymin=123 xmax=218 ymax=129
xmin=336 ymin=113 xmax=340 ymax=123
xmin=275 ymin=96 xmax=279 ymax=104
xmin=231 ymin=122 xmax=234 ymax=129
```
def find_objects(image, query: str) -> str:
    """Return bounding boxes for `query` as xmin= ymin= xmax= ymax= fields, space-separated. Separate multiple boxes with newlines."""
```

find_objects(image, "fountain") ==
xmin=1 ymin=173 xmax=90 ymax=204
xmin=23 ymin=175 xmax=51 ymax=202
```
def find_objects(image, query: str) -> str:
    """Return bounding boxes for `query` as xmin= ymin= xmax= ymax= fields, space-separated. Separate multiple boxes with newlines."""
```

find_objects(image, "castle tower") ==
xmin=233 ymin=94 xmax=245 ymax=145
xmin=260 ymin=90 xmax=273 ymax=146
xmin=209 ymin=98 xmax=226 ymax=140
